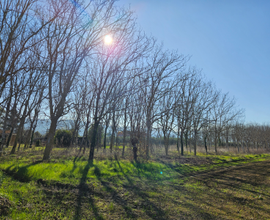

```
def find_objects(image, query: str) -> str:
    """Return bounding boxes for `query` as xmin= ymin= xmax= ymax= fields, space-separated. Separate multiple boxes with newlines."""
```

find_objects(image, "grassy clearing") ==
xmin=1 ymin=148 xmax=270 ymax=219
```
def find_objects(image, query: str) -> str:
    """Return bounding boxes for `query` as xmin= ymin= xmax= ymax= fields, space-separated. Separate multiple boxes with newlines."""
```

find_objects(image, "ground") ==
xmin=0 ymin=146 xmax=270 ymax=219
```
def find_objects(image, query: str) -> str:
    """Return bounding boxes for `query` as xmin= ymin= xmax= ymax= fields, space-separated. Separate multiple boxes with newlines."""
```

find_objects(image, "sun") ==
xmin=104 ymin=35 xmax=113 ymax=45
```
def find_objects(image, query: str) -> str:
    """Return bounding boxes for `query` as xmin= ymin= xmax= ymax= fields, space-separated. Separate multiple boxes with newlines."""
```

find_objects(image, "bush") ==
xmin=35 ymin=140 xmax=40 ymax=147
xmin=55 ymin=130 xmax=72 ymax=147
xmin=34 ymin=131 xmax=42 ymax=139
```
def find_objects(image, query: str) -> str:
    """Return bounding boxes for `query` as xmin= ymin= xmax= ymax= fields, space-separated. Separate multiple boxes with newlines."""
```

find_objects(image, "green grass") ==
xmin=1 ymin=149 xmax=270 ymax=219
xmin=1 ymin=151 xmax=269 ymax=185
xmin=0 ymin=170 xmax=75 ymax=219
xmin=0 ymin=158 xmax=178 ymax=185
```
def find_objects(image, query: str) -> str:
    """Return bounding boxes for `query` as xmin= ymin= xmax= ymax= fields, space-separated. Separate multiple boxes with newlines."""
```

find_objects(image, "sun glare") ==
xmin=104 ymin=35 xmax=113 ymax=45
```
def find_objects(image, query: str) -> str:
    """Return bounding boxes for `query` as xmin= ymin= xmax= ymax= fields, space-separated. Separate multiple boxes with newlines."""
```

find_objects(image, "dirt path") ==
xmin=183 ymin=160 xmax=270 ymax=219
xmin=190 ymin=159 xmax=270 ymax=179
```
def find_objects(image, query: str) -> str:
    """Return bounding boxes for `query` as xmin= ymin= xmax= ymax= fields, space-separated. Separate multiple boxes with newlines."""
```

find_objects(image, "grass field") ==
xmin=1 ymin=146 xmax=270 ymax=219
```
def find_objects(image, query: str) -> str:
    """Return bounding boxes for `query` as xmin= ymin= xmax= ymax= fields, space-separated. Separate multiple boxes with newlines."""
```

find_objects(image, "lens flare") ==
xmin=104 ymin=35 xmax=113 ymax=45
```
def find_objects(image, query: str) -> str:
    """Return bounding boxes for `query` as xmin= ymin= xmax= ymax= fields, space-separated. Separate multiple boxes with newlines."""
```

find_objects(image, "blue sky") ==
xmin=118 ymin=0 xmax=270 ymax=124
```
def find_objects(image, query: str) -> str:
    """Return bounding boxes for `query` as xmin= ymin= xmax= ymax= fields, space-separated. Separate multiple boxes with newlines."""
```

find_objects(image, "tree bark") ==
xmin=89 ymin=121 xmax=99 ymax=162
xmin=204 ymin=136 xmax=207 ymax=153
xmin=180 ymin=131 xmax=184 ymax=156
xmin=194 ymin=131 xmax=197 ymax=156
xmin=103 ymin=124 xmax=108 ymax=151
xmin=43 ymin=118 xmax=58 ymax=160
xmin=146 ymin=119 xmax=151 ymax=159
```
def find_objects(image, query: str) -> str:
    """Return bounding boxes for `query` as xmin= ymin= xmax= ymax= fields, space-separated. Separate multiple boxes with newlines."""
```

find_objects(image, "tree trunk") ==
xmin=204 ymin=136 xmax=207 ymax=153
xmin=185 ymin=132 xmax=188 ymax=150
xmin=29 ymin=125 xmax=36 ymax=148
xmin=176 ymin=137 xmax=179 ymax=152
xmin=214 ymin=136 xmax=218 ymax=154
xmin=103 ymin=124 xmax=108 ymax=151
xmin=88 ymin=121 xmax=99 ymax=162
xmin=180 ymin=131 xmax=184 ymax=156
xmin=122 ymin=127 xmax=127 ymax=157
xmin=24 ymin=122 xmax=34 ymax=149
xmin=122 ymin=112 xmax=127 ymax=157
xmin=194 ymin=131 xmax=197 ymax=156
xmin=80 ymin=120 xmax=90 ymax=154
xmin=71 ymin=116 xmax=80 ymax=147
xmin=10 ymin=122 xmax=23 ymax=154
xmin=0 ymin=98 xmax=12 ymax=156
xmin=43 ymin=118 xmax=58 ymax=160
xmin=5 ymin=126 xmax=13 ymax=147
xmin=146 ymin=119 xmax=151 ymax=159
xmin=17 ymin=126 xmax=24 ymax=152
xmin=110 ymin=127 xmax=115 ymax=154
xmin=133 ymin=144 xmax=137 ymax=161
xmin=163 ymin=135 xmax=169 ymax=156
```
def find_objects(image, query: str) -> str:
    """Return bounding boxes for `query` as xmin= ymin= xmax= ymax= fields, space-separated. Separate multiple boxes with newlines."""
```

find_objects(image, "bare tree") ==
xmin=0 ymin=0 xmax=55 ymax=97
xmin=175 ymin=70 xmax=198 ymax=155
xmin=87 ymin=18 xmax=152 ymax=162
xmin=8 ymin=59 xmax=46 ymax=154
xmin=191 ymin=79 xmax=216 ymax=156
xmin=211 ymin=92 xmax=244 ymax=154
xmin=142 ymin=46 xmax=187 ymax=159
xmin=158 ymin=88 xmax=177 ymax=156
xmin=42 ymin=0 xmax=124 ymax=160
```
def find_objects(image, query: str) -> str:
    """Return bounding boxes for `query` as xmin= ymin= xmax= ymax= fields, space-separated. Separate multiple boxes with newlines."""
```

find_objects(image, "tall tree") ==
xmin=42 ymin=0 xmax=117 ymax=160
xmin=142 ymin=46 xmax=187 ymax=159
xmin=0 ymin=0 xmax=54 ymax=97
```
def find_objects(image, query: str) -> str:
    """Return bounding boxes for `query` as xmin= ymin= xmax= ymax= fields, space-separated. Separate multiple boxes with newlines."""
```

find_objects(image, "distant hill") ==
xmin=25 ymin=119 xmax=77 ymax=135
xmin=25 ymin=119 xmax=162 ymax=137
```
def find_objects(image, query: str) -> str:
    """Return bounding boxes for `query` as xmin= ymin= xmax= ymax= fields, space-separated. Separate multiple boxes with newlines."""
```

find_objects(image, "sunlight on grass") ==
xmin=1 ymin=151 xmax=269 ymax=185
xmin=0 ymin=157 xmax=178 ymax=184
xmin=1 ymin=151 xmax=270 ymax=219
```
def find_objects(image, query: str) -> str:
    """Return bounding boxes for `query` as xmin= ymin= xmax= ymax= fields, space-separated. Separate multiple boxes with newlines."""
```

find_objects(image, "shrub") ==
xmin=55 ymin=130 xmax=72 ymax=147
xmin=34 ymin=131 xmax=42 ymax=139
xmin=35 ymin=140 xmax=40 ymax=147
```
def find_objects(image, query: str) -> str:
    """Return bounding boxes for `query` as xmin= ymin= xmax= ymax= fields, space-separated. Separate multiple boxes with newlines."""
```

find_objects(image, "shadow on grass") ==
xmin=130 ymin=160 xmax=167 ymax=180
xmin=74 ymin=161 xmax=104 ymax=220
xmin=116 ymin=158 xmax=168 ymax=220
xmin=93 ymin=164 xmax=138 ymax=218
xmin=186 ymin=161 xmax=270 ymax=219
xmin=128 ymin=159 xmax=223 ymax=219
xmin=69 ymin=155 xmax=84 ymax=175
xmin=156 ymin=158 xmax=195 ymax=176
xmin=4 ymin=160 xmax=43 ymax=182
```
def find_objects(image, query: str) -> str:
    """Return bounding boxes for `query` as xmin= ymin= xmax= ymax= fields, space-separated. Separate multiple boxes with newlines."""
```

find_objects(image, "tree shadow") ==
xmin=130 ymin=160 xmax=164 ymax=180
xmin=73 ymin=161 xmax=103 ymax=220
xmin=4 ymin=160 xmax=43 ymax=182
xmin=70 ymin=155 xmax=84 ymax=175
xmin=116 ymin=159 xmax=168 ymax=220
xmin=187 ymin=162 xmax=270 ymax=218
xmin=93 ymin=164 xmax=138 ymax=219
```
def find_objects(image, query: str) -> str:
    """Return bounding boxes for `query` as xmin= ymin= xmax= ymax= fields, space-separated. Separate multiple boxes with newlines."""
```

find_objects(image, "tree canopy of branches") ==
xmin=0 ymin=0 xmax=252 ymax=160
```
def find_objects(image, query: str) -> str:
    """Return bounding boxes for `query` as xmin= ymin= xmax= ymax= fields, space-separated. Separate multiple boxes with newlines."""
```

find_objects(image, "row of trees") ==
xmin=0 ymin=0 xmax=252 ymax=161
xmin=170 ymin=123 xmax=270 ymax=154
xmin=228 ymin=123 xmax=270 ymax=153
